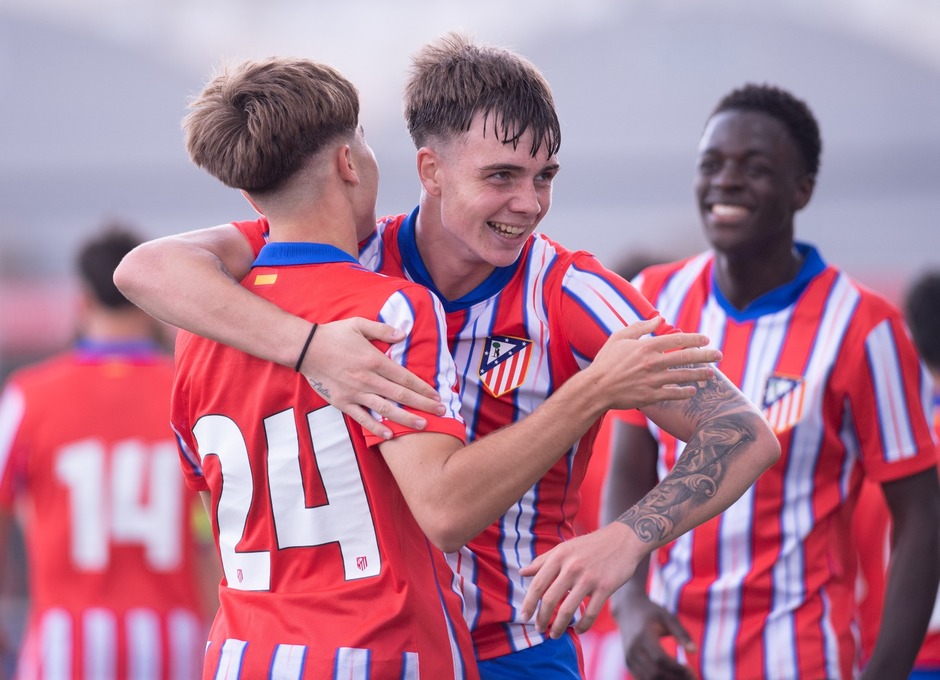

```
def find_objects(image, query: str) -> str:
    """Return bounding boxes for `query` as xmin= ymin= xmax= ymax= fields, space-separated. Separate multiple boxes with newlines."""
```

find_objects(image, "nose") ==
xmin=712 ymin=161 xmax=743 ymax=189
xmin=509 ymin=182 xmax=543 ymax=216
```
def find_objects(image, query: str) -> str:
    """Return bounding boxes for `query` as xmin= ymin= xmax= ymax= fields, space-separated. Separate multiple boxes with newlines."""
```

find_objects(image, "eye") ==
xmin=743 ymin=162 xmax=772 ymax=179
xmin=697 ymin=158 xmax=720 ymax=175
xmin=535 ymin=170 xmax=556 ymax=185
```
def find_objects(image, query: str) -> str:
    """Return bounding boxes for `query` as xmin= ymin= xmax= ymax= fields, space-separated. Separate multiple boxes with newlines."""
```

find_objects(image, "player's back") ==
xmin=171 ymin=246 xmax=476 ymax=680
xmin=0 ymin=341 xmax=208 ymax=680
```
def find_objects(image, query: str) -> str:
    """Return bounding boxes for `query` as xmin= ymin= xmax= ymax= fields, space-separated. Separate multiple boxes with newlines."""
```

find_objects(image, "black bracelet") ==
xmin=294 ymin=323 xmax=318 ymax=372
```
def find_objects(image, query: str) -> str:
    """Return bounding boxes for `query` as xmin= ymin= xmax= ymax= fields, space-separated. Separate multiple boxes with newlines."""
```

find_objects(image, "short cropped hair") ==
xmin=711 ymin=84 xmax=822 ymax=177
xmin=184 ymin=57 xmax=360 ymax=194
xmin=904 ymin=271 xmax=940 ymax=370
xmin=404 ymin=32 xmax=561 ymax=158
xmin=77 ymin=224 xmax=142 ymax=309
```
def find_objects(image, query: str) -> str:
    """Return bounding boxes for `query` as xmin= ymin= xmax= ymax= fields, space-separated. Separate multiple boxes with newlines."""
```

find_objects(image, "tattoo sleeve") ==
xmin=618 ymin=374 xmax=760 ymax=543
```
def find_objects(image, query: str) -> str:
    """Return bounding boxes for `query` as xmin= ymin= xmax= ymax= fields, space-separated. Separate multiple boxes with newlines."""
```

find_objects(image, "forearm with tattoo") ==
xmin=619 ymin=375 xmax=760 ymax=544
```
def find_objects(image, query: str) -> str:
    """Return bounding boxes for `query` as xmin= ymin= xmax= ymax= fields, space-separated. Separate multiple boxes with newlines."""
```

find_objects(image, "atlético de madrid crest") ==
xmin=762 ymin=373 xmax=805 ymax=434
xmin=479 ymin=335 xmax=533 ymax=397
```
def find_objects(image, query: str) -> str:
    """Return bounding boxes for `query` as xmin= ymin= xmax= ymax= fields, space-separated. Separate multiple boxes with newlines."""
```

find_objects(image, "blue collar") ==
xmin=397 ymin=206 xmax=522 ymax=313
xmin=74 ymin=338 xmax=162 ymax=358
xmin=252 ymin=242 xmax=359 ymax=267
xmin=711 ymin=242 xmax=827 ymax=321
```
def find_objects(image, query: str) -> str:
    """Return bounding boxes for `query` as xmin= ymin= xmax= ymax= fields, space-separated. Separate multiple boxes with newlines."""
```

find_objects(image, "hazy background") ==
xmin=1 ymin=0 xmax=939 ymax=373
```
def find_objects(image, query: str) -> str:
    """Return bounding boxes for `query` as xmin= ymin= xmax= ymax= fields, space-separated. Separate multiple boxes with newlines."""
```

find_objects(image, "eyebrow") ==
xmin=478 ymin=161 xmax=560 ymax=173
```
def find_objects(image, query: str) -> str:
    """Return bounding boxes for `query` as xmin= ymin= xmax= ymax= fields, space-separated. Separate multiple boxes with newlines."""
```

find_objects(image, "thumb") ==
xmin=354 ymin=318 xmax=406 ymax=343
xmin=619 ymin=315 xmax=663 ymax=340
xmin=663 ymin=609 xmax=697 ymax=654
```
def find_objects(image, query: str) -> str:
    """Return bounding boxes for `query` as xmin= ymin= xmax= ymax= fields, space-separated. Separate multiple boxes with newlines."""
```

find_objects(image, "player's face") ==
xmin=694 ymin=110 xmax=813 ymax=257
xmin=351 ymin=126 xmax=379 ymax=242
xmin=432 ymin=113 xmax=559 ymax=270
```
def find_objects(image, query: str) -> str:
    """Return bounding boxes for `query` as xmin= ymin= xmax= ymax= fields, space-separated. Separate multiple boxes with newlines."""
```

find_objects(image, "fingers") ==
xmin=618 ymin=316 xmax=664 ymax=339
xmin=340 ymin=404 xmax=393 ymax=440
xmin=519 ymin=555 xmax=554 ymax=621
xmin=627 ymin=635 xmax=695 ymax=680
xmin=663 ymin=609 xmax=697 ymax=655
xmin=363 ymin=396 xmax=429 ymax=432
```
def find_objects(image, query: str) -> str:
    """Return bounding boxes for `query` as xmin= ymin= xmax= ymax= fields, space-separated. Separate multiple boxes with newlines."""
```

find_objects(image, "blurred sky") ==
xmin=1 ymin=0 xmax=939 ymax=363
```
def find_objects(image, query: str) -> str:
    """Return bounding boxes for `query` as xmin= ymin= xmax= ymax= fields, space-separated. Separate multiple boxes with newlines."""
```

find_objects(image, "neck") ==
xmin=713 ymin=241 xmax=804 ymax=310
xmin=414 ymin=198 xmax=497 ymax=301
xmin=264 ymin=201 xmax=359 ymax=258
xmin=81 ymin=309 xmax=158 ymax=343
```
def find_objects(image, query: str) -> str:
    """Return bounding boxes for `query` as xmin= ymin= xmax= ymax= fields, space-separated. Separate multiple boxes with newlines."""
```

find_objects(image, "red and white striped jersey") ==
xmin=0 ymin=341 xmax=210 ymax=680
xmin=235 ymin=209 xmax=668 ymax=661
xmin=362 ymin=209 xmax=667 ymax=660
xmin=621 ymin=244 xmax=937 ymax=680
xmin=172 ymin=243 xmax=476 ymax=679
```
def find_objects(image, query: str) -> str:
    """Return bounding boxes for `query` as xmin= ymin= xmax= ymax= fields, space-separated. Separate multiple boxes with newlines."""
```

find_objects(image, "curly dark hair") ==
xmin=711 ymin=83 xmax=821 ymax=177
xmin=77 ymin=224 xmax=142 ymax=309
xmin=904 ymin=271 xmax=940 ymax=370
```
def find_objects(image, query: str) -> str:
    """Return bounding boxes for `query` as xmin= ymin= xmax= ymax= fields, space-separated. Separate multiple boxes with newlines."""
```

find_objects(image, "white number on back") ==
xmin=192 ymin=407 xmax=381 ymax=591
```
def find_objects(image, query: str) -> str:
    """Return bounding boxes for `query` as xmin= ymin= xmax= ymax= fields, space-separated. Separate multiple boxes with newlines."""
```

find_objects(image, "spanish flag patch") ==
xmin=254 ymin=273 xmax=278 ymax=286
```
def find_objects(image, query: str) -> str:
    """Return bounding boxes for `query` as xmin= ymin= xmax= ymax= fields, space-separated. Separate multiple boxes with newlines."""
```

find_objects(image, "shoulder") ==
xmin=2 ymin=352 xmax=73 ymax=392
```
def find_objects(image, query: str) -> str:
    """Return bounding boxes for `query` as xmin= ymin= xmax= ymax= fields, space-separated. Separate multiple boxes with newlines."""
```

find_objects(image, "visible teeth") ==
xmin=489 ymin=222 xmax=526 ymax=237
xmin=711 ymin=204 xmax=749 ymax=219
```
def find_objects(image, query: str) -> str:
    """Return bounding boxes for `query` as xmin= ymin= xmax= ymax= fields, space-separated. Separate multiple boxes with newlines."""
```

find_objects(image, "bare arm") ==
xmin=379 ymin=318 xmax=723 ymax=552
xmin=519 ymin=369 xmax=780 ymax=636
xmin=605 ymin=421 xmax=696 ymax=680
xmin=861 ymin=468 xmax=940 ymax=679
xmin=113 ymin=224 xmax=445 ymax=438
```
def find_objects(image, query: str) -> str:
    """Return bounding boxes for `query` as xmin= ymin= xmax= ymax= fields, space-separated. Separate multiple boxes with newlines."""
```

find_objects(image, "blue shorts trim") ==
xmin=477 ymin=633 xmax=582 ymax=680
xmin=910 ymin=669 xmax=940 ymax=680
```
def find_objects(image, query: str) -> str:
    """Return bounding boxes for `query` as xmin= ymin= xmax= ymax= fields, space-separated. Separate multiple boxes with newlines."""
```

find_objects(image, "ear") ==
xmin=416 ymin=147 xmax=442 ymax=197
xmin=793 ymin=173 xmax=815 ymax=211
xmin=337 ymin=144 xmax=360 ymax=185
xmin=240 ymin=190 xmax=264 ymax=216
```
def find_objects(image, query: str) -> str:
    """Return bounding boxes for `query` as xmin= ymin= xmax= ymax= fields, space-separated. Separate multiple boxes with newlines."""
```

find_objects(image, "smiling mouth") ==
xmin=709 ymin=204 xmax=750 ymax=220
xmin=488 ymin=221 xmax=527 ymax=238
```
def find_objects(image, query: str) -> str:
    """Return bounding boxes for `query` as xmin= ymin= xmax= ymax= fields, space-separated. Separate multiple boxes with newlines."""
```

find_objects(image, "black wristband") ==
xmin=294 ymin=323 xmax=318 ymax=372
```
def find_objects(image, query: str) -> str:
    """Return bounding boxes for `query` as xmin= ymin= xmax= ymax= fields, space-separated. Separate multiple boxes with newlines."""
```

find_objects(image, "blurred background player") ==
xmin=603 ymin=84 xmax=940 ymax=680
xmin=0 ymin=225 xmax=218 ymax=680
xmin=854 ymin=269 xmax=940 ymax=679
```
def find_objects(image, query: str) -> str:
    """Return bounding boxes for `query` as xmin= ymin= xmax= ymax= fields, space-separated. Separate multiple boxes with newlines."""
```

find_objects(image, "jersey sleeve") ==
xmin=843 ymin=307 xmax=938 ymax=482
xmin=232 ymin=218 xmax=269 ymax=258
xmin=362 ymin=285 xmax=466 ymax=448
xmin=558 ymin=252 xmax=675 ymax=365
xmin=169 ymin=333 xmax=210 ymax=492
xmin=0 ymin=382 xmax=27 ymax=508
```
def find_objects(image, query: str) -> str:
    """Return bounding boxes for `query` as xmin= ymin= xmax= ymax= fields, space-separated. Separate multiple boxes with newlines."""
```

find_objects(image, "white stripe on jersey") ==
xmin=763 ymin=273 xmax=859 ymax=680
xmin=561 ymin=263 xmax=647 ymax=339
xmin=270 ymin=644 xmax=306 ymax=680
xmin=379 ymin=289 xmax=463 ymax=423
xmin=655 ymin=253 xmax=711 ymax=328
xmin=168 ymin=608 xmax=202 ymax=680
xmin=84 ymin=608 xmax=115 ymax=680
xmin=0 ymin=385 xmax=25 ymax=482
xmin=333 ymin=647 xmax=370 ymax=680
xmin=41 ymin=608 xmax=71 ymax=680
xmin=126 ymin=608 xmax=159 ymax=680
xmin=401 ymin=651 xmax=419 ymax=680
xmin=866 ymin=318 xmax=919 ymax=461
xmin=214 ymin=639 xmax=247 ymax=680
